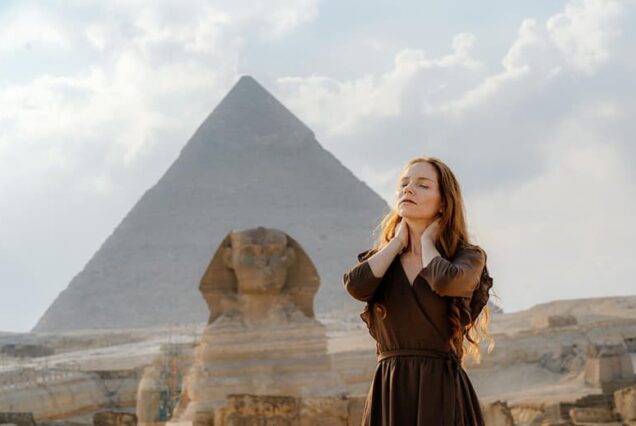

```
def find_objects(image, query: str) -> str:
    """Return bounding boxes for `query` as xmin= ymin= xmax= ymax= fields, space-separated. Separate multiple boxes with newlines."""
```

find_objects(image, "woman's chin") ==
xmin=399 ymin=210 xmax=429 ymax=221
xmin=397 ymin=209 xmax=414 ymax=219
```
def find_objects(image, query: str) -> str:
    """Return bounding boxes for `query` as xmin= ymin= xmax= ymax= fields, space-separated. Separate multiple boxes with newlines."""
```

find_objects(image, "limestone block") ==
xmin=93 ymin=411 xmax=137 ymax=426
xmin=209 ymin=394 xmax=356 ymax=426
xmin=481 ymin=400 xmax=514 ymax=426
xmin=193 ymin=410 xmax=214 ymax=426
xmin=213 ymin=394 xmax=299 ymax=425
xmin=531 ymin=314 xmax=577 ymax=330
xmin=509 ymin=404 xmax=544 ymax=426
xmin=585 ymin=353 xmax=635 ymax=385
xmin=615 ymin=384 xmax=636 ymax=421
xmin=0 ymin=413 xmax=35 ymax=426
xmin=299 ymin=396 xmax=348 ymax=426
xmin=568 ymin=406 xmax=616 ymax=423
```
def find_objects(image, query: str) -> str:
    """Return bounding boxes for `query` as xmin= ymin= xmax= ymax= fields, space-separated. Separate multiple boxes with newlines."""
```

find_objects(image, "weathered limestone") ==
xmin=584 ymin=339 xmax=635 ymax=388
xmin=509 ymin=403 xmax=545 ymax=425
xmin=136 ymin=343 xmax=195 ymax=424
xmin=531 ymin=314 xmax=577 ymax=330
xmin=481 ymin=400 xmax=514 ymax=426
xmin=615 ymin=384 xmax=636 ymax=424
xmin=0 ymin=344 xmax=53 ymax=358
xmin=168 ymin=227 xmax=345 ymax=422
xmin=0 ymin=368 xmax=140 ymax=421
xmin=328 ymin=350 xmax=377 ymax=396
xmin=0 ymin=413 xmax=35 ymax=426
xmin=164 ymin=393 xmax=364 ymax=426
xmin=93 ymin=411 xmax=137 ymax=426
xmin=568 ymin=405 xmax=616 ymax=423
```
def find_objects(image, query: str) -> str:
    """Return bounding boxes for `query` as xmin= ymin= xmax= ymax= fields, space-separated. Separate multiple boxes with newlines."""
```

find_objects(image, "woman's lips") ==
xmin=400 ymin=200 xmax=416 ymax=205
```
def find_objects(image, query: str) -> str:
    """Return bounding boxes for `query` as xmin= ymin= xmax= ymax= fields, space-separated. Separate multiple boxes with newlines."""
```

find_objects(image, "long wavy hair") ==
xmin=370 ymin=156 xmax=495 ymax=365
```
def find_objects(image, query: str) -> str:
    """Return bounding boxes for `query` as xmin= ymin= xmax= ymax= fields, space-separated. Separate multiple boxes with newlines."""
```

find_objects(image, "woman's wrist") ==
xmin=420 ymin=239 xmax=440 ymax=266
xmin=388 ymin=236 xmax=405 ymax=254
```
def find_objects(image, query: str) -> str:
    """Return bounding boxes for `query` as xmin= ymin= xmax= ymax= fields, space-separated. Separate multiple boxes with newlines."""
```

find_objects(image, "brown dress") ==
xmin=343 ymin=244 xmax=487 ymax=426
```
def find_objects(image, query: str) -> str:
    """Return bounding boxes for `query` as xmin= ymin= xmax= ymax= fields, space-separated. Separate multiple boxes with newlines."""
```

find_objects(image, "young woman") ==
xmin=343 ymin=156 xmax=494 ymax=425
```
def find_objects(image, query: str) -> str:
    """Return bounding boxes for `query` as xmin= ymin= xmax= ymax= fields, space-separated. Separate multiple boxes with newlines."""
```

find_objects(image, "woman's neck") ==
xmin=404 ymin=218 xmax=434 ymax=256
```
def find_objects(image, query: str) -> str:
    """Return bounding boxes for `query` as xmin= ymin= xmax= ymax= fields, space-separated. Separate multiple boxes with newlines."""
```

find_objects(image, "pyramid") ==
xmin=33 ymin=75 xmax=389 ymax=332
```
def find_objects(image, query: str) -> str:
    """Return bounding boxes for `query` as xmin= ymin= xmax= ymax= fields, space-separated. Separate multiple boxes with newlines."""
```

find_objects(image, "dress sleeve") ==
xmin=342 ymin=249 xmax=383 ymax=302
xmin=418 ymin=244 xmax=486 ymax=298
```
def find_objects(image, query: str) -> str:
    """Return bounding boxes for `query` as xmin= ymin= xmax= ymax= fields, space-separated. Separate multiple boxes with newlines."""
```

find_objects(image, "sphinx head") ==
xmin=223 ymin=227 xmax=297 ymax=294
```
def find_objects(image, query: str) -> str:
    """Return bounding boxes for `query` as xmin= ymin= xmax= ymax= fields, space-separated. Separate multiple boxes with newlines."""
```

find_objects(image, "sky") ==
xmin=1 ymin=0 xmax=635 ymax=332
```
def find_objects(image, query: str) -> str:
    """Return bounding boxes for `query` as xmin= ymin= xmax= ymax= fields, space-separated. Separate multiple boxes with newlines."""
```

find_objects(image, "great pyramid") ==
xmin=33 ymin=75 xmax=390 ymax=332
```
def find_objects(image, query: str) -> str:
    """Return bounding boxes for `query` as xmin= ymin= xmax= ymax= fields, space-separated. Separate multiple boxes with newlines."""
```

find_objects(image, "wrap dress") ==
xmin=343 ymin=244 xmax=487 ymax=426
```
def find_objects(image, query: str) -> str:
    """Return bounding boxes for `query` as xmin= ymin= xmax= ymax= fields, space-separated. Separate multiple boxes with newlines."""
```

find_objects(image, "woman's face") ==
xmin=395 ymin=161 xmax=443 ymax=221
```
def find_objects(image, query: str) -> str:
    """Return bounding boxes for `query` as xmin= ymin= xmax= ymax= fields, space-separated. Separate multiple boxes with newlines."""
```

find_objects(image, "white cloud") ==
xmin=276 ymin=32 xmax=485 ymax=136
xmin=0 ymin=0 xmax=320 ymax=186
xmin=0 ymin=5 xmax=70 ymax=51
xmin=438 ymin=0 xmax=626 ymax=115
xmin=547 ymin=0 xmax=622 ymax=74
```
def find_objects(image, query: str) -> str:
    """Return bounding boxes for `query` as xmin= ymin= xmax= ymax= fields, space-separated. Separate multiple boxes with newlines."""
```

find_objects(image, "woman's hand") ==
xmin=393 ymin=218 xmax=409 ymax=252
xmin=420 ymin=219 xmax=442 ymax=266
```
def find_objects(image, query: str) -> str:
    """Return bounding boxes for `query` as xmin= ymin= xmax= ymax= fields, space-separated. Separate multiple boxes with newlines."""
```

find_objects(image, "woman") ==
xmin=343 ymin=156 xmax=494 ymax=425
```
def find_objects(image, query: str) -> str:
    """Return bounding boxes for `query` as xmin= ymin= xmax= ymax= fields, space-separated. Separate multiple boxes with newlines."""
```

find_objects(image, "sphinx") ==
xmin=166 ymin=226 xmax=344 ymax=422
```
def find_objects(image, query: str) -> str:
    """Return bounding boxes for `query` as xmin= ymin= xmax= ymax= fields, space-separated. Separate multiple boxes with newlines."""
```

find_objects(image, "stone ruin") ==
xmin=531 ymin=314 xmax=578 ymax=330
xmin=503 ymin=338 xmax=636 ymax=425
xmin=137 ymin=226 xmax=346 ymax=424
xmin=584 ymin=338 xmax=635 ymax=392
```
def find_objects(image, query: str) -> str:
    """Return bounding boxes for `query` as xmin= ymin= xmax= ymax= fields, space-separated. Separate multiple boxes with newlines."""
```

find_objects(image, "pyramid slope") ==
xmin=34 ymin=76 xmax=389 ymax=332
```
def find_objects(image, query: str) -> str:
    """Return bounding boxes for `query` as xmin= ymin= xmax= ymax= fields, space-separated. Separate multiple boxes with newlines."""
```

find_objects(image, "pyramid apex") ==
xmin=233 ymin=75 xmax=265 ymax=91
xmin=238 ymin=74 xmax=257 ymax=83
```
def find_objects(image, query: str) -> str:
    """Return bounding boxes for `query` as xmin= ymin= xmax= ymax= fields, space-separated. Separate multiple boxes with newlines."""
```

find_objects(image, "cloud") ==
xmin=276 ymin=32 xmax=485 ymax=136
xmin=547 ymin=0 xmax=622 ymax=74
xmin=277 ymin=0 xmax=629 ymax=128
xmin=0 ymin=5 xmax=70 ymax=52
xmin=439 ymin=0 xmax=626 ymax=115
xmin=0 ymin=0 xmax=320 ymax=185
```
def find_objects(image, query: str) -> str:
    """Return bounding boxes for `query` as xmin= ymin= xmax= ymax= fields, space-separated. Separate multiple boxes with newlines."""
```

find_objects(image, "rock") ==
xmin=213 ymin=394 xmax=299 ymax=425
xmin=568 ymin=406 xmax=616 ymax=423
xmin=531 ymin=314 xmax=577 ymax=330
xmin=584 ymin=339 xmax=635 ymax=386
xmin=0 ymin=413 xmax=35 ymax=426
xmin=93 ymin=411 xmax=137 ymax=426
xmin=615 ymin=384 xmax=636 ymax=422
xmin=481 ymin=400 xmax=514 ymax=426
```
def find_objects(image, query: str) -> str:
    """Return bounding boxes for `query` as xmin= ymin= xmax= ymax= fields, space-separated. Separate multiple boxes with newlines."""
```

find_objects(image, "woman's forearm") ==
xmin=367 ymin=238 xmax=403 ymax=278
